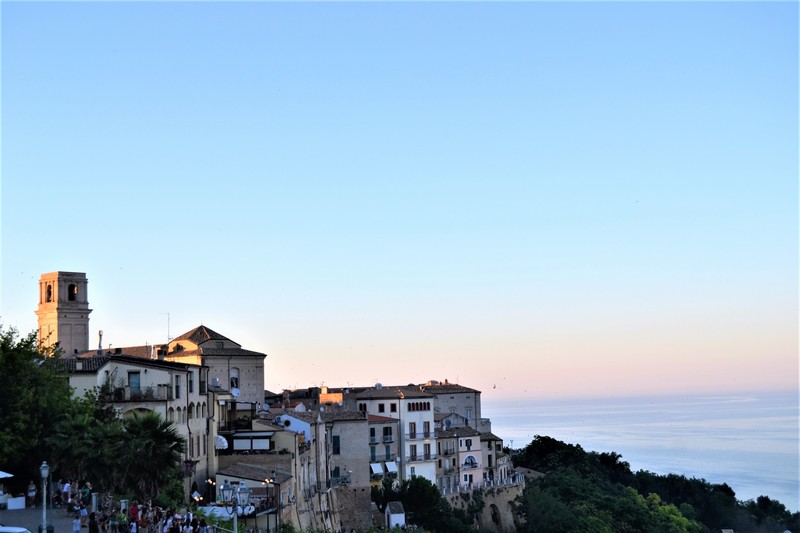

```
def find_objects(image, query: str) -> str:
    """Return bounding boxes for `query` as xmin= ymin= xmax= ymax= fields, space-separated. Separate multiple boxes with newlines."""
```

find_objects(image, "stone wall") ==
xmin=444 ymin=484 xmax=524 ymax=533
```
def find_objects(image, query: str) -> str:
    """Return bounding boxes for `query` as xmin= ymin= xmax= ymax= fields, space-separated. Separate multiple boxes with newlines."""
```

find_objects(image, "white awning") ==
xmin=385 ymin=461 xmax=398 ymax=473
xmin=214 ymin=435 xmax=229 ymax=449
xmin=370 ymin=463 xmax=383 ymax=475
xmin=0 ymin=471 xmax=13 ymax=479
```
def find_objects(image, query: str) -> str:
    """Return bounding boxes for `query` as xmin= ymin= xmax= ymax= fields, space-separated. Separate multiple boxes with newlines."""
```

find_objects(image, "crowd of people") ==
xmin=49 ymin=480 xmax=209 ymax=533
xmin=71 ymin=503 xmax=209 ymax=533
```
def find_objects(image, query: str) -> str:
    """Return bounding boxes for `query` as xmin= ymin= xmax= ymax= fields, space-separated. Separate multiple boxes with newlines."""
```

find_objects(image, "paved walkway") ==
xmin=0 ymin=504 xmax=76 ymax=533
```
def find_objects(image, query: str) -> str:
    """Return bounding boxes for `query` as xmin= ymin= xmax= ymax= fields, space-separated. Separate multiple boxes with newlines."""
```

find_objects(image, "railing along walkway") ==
xmin=440 ymin=474 xmax=525 ymax=496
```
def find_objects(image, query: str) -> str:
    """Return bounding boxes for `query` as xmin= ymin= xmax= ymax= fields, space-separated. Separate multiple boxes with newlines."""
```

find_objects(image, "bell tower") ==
xmin=35 ymin=271 xmax=92 ymax=356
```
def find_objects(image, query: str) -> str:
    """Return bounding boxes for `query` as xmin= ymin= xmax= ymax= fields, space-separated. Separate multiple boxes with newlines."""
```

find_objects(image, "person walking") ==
xmin=27 ymin=480 xmax=37 ymax=508
xmin=63 ymin=480 xmax=72 ymax=511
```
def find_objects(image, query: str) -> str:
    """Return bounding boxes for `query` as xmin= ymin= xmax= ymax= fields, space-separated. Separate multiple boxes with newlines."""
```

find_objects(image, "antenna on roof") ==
xmin=162 ymin=312 xmax=172 ymax=343
xmin=97 ymin=330 xmax=103 ymax=356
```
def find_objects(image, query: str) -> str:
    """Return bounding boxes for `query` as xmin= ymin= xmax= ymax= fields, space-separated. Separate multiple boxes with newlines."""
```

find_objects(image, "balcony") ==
xmin=406 ymin=431 xmax=432 ymax=441
xmin=369 ymin=436 xmax=379 ymax=444
xmin=407 ymin=453 xmax=436 ymax=463
xmin=107 ymin=384 xmax=173 ymax=402
xmin=382 ymin=435 xmax=394 ymax=443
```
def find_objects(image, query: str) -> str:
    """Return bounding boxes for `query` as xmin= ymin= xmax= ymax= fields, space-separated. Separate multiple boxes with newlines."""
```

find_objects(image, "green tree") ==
xmin=0 ymin=325 xmax=74 ymax=489
xmin=121 ymin=411 xmax=185 ymax=500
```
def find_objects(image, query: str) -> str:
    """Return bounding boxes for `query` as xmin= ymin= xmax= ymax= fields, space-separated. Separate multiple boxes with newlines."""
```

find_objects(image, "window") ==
xmin=466 ymin=407 xmax=473 ymax=421
xmin=332 ymin=466 xmax=340 ymax=478
xmin=383 ymin=427 xmax=393 ymax=442
xmin=424 ymin=443 xmax=431 ymax=459
xmin=378 ymin=403 xmax=385 ymax=413
xmin=199 ymin=372 xmax=207 ymax=394
xmin=332 ymin=435 xmax=340 ymax=455
xmin=175 ymin=376 xmax=182 ymax=399
xmin=466 ymin=438 xmax=472 ymax=450
xmin=385 ymin=445 xmax=391 ymax=460
xmin=128 ymin=372 xmax=141 ymax=393
xmin=410 ymin=467 xmax=415 ymax=476
xmin=423 ymin=421 xmax=430 ymax=437
xmin=46 ymin=284 xmax=53 ymax=302
xmin=409 ymin=422 xmax=416 ymax=438
xmin=390 ymin=403 xmax=397 ymax=412
xmin=358 ymin=403 xmax=367 ymax=413
xmin=188 ymin=371 xmax=194 ymax=393
xmin=68 ymin=284 xmax=77 ymax=301
xmin=370 ymin=446 xmax=377 ymax=462
xmin=230 ymin=368 xmax=240 ymax=389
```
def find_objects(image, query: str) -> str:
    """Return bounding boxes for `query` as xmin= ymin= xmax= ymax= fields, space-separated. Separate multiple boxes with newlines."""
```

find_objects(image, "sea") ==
xmin=482 ymin=389 xmax=799 ymax=513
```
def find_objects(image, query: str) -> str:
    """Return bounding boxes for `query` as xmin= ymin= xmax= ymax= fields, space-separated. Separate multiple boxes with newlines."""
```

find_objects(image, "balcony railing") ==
xmin=382 ymin=435 xmax=394 ymax=443
xmin=407 ymin=453 xmax=436 ymax=463
xmin=108 ymin=384 xmax=173 ymax=402
xmin=406 ymin=431 xmax=432 ymax=441
xmin=369 ymin=436 xmax=379 ymax=444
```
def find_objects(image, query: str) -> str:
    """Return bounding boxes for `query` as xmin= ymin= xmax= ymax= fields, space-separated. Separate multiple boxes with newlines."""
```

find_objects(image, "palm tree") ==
xmin=121 ymin=411 xmax=185 ymax=501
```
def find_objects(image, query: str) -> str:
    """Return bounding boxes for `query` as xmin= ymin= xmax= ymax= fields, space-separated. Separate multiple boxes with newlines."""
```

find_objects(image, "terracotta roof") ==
xmin=368 ymin=414 xmax=399 ymax=423
xmin=57 ymin=353 xmax=195 ymax=373
xmin=419 ymin=382 xmax=480 ymax=395
xmin=435 ymin=426 xmax=480 ymax=438
xmin=355 ymin=387 xmax=432 ymax=400
xmin=56 ymin=355 xmax=109 ymax=373
xmin=216 ymin=463 xmax=292 ymax=484
xmin=173 ymin=325 xmax=233 ymax=345
xmin=386 ymin=501 xmax=404 ymax=514
xmin=319 ymin=410 xmax=366 ymax=422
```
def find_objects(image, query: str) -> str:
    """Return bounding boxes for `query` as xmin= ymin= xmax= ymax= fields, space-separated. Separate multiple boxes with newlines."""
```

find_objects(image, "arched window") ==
xmin=46 ymin=284 xmax=53 ymax=303
xmin=188 ymin=403 xmax=195 ymax=420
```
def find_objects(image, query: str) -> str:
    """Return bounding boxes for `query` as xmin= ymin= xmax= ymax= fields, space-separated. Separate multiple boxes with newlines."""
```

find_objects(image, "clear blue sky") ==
xmin=1 ymin=1 xmax=797 ymax=399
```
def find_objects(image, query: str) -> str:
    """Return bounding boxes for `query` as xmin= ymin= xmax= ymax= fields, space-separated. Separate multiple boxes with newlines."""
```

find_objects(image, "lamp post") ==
xmin=263 ymin=472 xmax=281 ymax=533
xmin=40 ymin=461 xmax=49 ymax=533
xmin=220 ymin=480 xmax=249 ymax=533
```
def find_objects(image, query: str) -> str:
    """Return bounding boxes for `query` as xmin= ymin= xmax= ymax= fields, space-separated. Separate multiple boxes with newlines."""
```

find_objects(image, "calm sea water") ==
xmin=483 ymin=390 xmax=799 ymax=512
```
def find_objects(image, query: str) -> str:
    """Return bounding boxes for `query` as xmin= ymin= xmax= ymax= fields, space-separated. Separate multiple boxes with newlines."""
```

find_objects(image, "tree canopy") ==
xmin=513 ymin=435 xmax=799 ymax=533
xmin=0 ymin=324 xmax=185 ymax=503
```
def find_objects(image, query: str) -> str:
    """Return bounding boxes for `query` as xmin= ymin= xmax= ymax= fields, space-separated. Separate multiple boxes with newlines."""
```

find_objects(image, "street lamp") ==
xmin=263 ymin=472 xmax=280 ymax=533
xmin=39 ymin=461 xmax=49 ymax=533
xmin=219 ymin=480 xmax=249 ymax=533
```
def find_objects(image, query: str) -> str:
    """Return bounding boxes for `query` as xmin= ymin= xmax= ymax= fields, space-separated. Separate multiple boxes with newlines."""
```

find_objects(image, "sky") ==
xmin=1 ymin=1 xmax=797 ymax=401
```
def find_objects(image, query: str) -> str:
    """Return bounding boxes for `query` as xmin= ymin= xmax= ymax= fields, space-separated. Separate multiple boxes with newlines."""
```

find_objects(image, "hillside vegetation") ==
xmin=512 ymin=435 xmax=798 ymax=533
